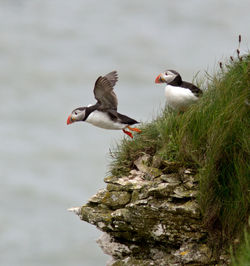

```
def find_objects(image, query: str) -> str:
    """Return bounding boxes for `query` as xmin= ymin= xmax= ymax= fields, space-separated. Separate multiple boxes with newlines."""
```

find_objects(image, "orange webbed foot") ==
xmin=123 ymin=129 xmax=133 ymax=138
xmin=127 ymin=126 xmax=142 ymax=133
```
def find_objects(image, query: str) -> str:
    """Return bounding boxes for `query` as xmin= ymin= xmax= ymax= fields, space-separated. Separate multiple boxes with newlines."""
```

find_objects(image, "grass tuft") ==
xmin=178 ymin=55 xmax=250 ymax=243
xmin=110 ymin=110 xmax=180 ymax=177
xmin=231 ymin=225 xmax=250 ymax=266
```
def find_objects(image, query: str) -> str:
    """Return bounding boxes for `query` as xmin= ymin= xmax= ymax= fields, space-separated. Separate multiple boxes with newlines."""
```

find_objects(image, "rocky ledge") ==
xmin=69 ymin=154 xmax=229 ymax=265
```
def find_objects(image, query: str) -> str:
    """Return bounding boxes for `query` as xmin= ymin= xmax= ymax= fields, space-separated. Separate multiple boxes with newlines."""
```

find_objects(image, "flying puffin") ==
xmin=155 ymin=70 xmax=202 ymax=111
xmin=67 ymin=71 xmax=141 ymax=138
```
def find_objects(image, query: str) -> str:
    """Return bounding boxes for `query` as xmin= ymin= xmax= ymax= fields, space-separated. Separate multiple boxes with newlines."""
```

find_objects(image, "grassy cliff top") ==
xmin=110 ymin=53 xmax=250 ymax=251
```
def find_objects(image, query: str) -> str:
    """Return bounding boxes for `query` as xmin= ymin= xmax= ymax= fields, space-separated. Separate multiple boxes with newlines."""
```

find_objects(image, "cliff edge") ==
xmin=71 ymin=155 xmax=224 ymax=265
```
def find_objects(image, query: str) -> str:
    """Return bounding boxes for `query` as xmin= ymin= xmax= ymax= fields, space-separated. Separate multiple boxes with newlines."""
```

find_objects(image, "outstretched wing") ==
xmin=93 ymin=71 xmax=118 ymax=110
xmin=104 ymin=71 xmax=118 ymax=87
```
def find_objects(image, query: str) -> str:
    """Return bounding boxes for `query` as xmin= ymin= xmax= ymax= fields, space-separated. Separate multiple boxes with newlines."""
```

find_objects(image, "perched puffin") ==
xmin=155 ymin=70 xmax=202 ymax=111
xmin=67 ymin=71 xmax=141 ymax=138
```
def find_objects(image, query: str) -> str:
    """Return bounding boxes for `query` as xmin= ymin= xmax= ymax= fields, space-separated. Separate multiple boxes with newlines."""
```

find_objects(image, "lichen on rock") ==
xmin=71 ymin=154 xmax=229 ymax=265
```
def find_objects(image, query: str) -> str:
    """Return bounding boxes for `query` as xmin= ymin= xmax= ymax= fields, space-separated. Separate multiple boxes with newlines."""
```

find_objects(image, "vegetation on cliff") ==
xmin=231 ymin=228 xmax=250 ymax=266
xmin=110 ymin=52 xmax=250 ymax=257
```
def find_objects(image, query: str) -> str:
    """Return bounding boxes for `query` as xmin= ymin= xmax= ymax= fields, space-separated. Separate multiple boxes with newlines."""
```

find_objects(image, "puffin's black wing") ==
xmin=106 ymin=110 xmax=138 ymax=125
xmin=93 ymin=72 xmax=118 ymax=110
xmin=116 ymin=112 xmax=139 ymax=125
xmin=182 ymin=81 xmax=203 ymax=97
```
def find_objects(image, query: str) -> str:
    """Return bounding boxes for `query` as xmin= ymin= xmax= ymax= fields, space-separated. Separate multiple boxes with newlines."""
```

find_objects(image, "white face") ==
xmin=161 ymin=70 xmax=178 ymax=84
xmin=71 ymin=108 xmax=86 ymax=122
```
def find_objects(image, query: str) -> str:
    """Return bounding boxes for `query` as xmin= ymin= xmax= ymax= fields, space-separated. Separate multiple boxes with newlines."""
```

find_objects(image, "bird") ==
xmin=67 ymin=71 xmax=141 ymax=138
xmin=155 ymin=70 xmax=202 ymax=112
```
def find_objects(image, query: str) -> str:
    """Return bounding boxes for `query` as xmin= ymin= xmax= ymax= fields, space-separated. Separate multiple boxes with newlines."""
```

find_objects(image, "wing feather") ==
xmin=104 ymin=71 xmax=118 ymax=87
xmin=181 ymin=81 xmax=203 ymax=97
xmin=93 ymin=71 xmax=118 ymax=110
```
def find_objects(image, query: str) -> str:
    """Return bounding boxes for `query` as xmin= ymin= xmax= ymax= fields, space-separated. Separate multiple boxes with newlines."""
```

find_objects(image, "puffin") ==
xmin=155 ymin=70 xmax=202 ymax=111
xmin=67 ymin=71 xmax=141 ymax=138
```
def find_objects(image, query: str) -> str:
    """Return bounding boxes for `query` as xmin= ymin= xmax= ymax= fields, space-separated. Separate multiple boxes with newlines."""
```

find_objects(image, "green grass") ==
xmin=109 ymin=53 xmax=250 ymax=250
xmin=109 ymin=110 xmax=181 ymax=176
xmin=179 ymin=55 xmax=250 ymax=243
xmin=231 ymin=226 xmax=250 ymax=266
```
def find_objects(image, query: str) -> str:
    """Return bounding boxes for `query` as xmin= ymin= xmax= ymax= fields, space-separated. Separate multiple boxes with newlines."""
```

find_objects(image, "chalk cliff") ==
xmin=70 ymin=154 xmax=229 ymax=265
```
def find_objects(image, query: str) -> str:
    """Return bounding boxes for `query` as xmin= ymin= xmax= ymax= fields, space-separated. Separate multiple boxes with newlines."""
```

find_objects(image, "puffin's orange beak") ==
xmin=155 ymin=73 xmax=164 ymax=83
xmin=67 ymin=115 xmax=72 ymax=125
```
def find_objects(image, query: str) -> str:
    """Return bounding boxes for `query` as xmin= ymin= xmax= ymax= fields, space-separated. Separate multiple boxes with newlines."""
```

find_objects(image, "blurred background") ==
xmin=0 ymin=0 xmax=249 ymax=265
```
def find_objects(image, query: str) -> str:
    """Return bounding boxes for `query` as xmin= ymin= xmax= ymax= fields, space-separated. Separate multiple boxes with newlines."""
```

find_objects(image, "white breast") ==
xmin=85 ymin=110 xmax=126 ymax=130
xmin=165 ymin=85 xmax=198 ymax=111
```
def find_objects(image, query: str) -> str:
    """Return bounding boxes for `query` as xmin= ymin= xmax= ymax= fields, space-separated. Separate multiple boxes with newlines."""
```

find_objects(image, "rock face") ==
xmin=70 ymin=154 xmax=229 ymax=265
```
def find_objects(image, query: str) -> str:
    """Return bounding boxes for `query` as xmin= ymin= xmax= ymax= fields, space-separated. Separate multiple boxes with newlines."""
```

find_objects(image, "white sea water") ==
xmin=0 ymin=1 xmax=249 ymax=265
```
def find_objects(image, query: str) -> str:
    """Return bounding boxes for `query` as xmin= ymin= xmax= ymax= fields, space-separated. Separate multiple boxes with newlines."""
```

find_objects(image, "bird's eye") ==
xmin=74 ymin=111 xmax=77 ymax=115
xmin=165 ymin=72 xmax=168 ymax=76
